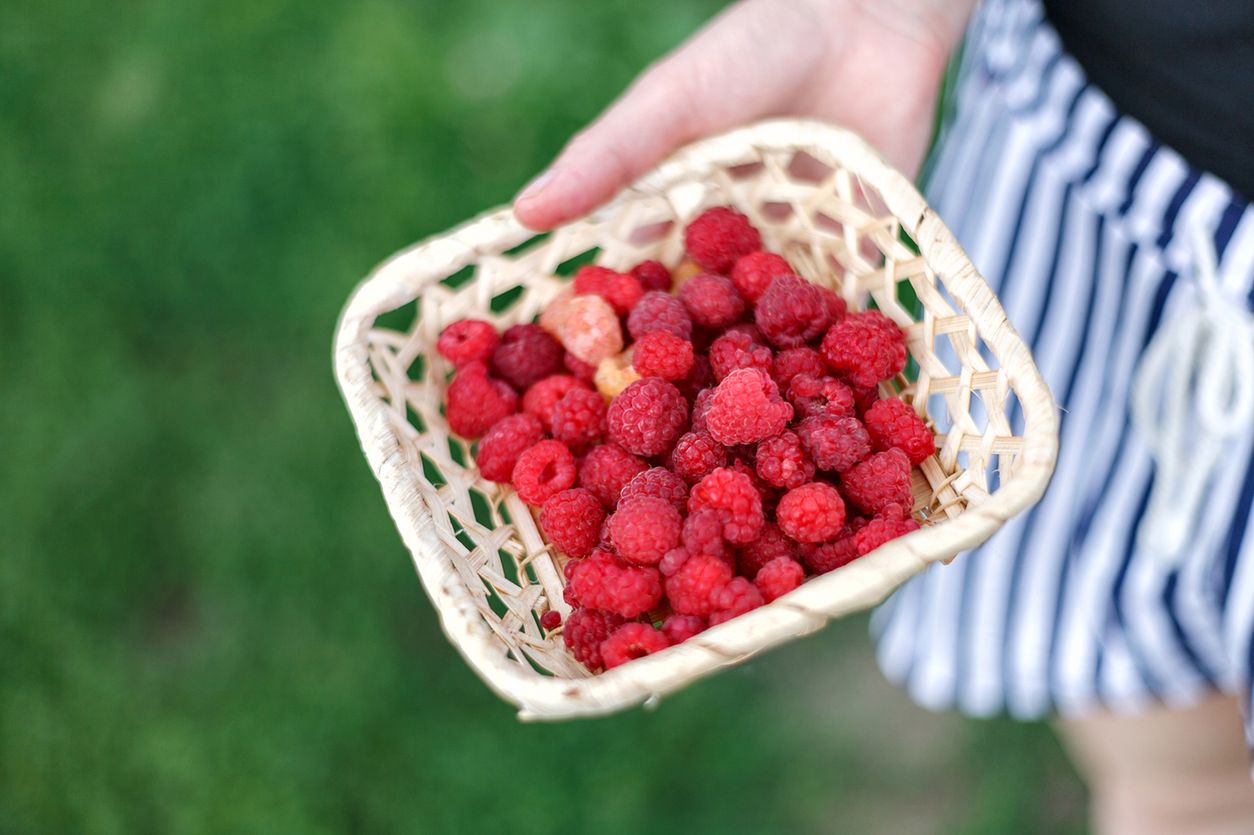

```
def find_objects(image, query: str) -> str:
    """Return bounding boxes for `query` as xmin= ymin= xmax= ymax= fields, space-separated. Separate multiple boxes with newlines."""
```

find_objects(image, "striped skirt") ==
xmin=871 ymin=0 xmax=1254 ymax=750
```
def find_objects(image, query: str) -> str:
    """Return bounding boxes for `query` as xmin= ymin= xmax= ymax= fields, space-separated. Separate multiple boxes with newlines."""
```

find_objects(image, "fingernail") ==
xmin=516 ymin=168 xmax=556 ymax=202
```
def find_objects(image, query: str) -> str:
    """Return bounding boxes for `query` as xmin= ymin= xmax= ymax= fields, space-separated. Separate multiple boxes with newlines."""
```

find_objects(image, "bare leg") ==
xmin=1056 ymin=693 xmax=1254 ymax=835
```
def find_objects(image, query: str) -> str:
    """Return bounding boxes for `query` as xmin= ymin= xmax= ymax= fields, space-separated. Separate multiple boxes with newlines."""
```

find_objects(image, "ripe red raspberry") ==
xmin=666 ymin=552 xmax=735 ymax=616
xmin=446 ymin=362 xmax=519 ymax=438
xmin=540 ymin=488 xmax=605 ymax=558
xmin=682 ymin=507 xmax=726 ymax=559
xmin=670 ymin=431 xmax=729 ymax=484
xmin=627 ymin=291 xmax=692 ymax=341
xmin=608 ymin=496 xmax=682 ymax=565
xmin=511 ymin=439 xmax=576 ymax=506
xmin=631 ymin=330 xmax=694 ymax=381
xmin=705 ymin=369 xmax=793 ymax=446
xmin=689 ymin=388 xmax=715 ymax=433
xmin=816 ymin=285 xmax=847 ymax=322
xmin=689 ymin=467 xmax=764 ymax=544
xmin=841 ymin=448 xmax=913 ymax=515
xmin=777 ymin=482 xmax=847 ymax=543
xmin=606 ymin=377 xmax=689 ymax=457
xmin=600 ymin=622 xmax=671 ymax=669
xmin=573 ymin=265 xmax=644 ymax=316
xmin=708 ymin=577 xmax=765 ymax=626
xmin=820 ymin=310 xmax=907 ymax=388
xmin=540 ymin=610 xmax=562 ymax=630
xmin=437 ymin=319 xmax=499 ymax=367
xmin=661 ymin=614 xmax=706 ymax=644
xmin=476 ymin=413 xmax=544 ymax=482
xmin=684 ymin=207 xmax=762 ymax=273
xmin=852 ymin=383 xmax=882 ymax=416
xmin=631 ymin=259 xmax=672 ymax=292
xmin=755 ymin=431 xmax=815 ymax=489
xmin=522 ymin=374 xmax=588 ymax=431
xmin=863 ymin=397 xmax=936 ymax=464
xmin=772 ymin=347 xmax=826 ymax=390
xmin=659 ymin=547 xmax=691 ymax=577
xmin=678 ymin=273 xmax=745 ymax=330
xmin=796 ymin=415 xmax=871 ymax=473
xmin=577 ymin=444 xmax=648 ymax=508
xmin=564 ymin=351 xmax=598 ymax=383
xmin=491 ymin=323 xmax=563 ymax=390
xmin=754 ymin=557 xmax=806 ymax=602
xmin=730 ymin=251 xmax=793 ymax=302
xmin=755 ymin=274 xmax=832 ymax=348
xmin=566 ymin=552 xmax=663 ymax=618
xmin=731 ymin=458 xmax=779 ymax=510
xmin=550 ymin=388 xmax=607 ymax=453
xmin=801 ymin=532 xmax=859 ymax=574
xmin=563 ymin=608 xmax=624 ymax=671
xmin=854 ymin=514 xmax=921 ymax=555
xmin=787 ymin=373 xmax=855 ymax=419
xmin=736 ymin=522 xmax=795 ymax=579
xmin=619 ymin=467 xmax=688 ymax=514
xmin=708 ymin=329 xmax=773 ymax=382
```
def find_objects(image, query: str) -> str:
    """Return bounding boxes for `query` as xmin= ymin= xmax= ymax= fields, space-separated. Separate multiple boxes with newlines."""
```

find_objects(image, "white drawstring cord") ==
xmin=1131 ymin=225 xmax=1254 ymax=566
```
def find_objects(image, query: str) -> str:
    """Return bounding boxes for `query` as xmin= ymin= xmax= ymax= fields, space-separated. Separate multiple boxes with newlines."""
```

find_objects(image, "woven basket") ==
xmin=333 ymin=119 xmax=1058 ymax=720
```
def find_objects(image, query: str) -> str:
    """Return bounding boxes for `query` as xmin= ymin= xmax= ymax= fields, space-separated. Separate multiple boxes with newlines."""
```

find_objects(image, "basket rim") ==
xmin=333 ymin=119 xmax=1060 ymax=720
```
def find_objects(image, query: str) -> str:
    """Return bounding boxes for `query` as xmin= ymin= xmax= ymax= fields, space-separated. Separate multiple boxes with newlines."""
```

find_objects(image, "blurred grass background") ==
xmin=1 ymin=0 xmax=1086 ymax=832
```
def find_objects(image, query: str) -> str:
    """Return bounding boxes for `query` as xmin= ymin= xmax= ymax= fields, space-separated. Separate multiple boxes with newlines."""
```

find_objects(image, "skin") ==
xmin=511 ymin=1 xmax=1254 ymax=830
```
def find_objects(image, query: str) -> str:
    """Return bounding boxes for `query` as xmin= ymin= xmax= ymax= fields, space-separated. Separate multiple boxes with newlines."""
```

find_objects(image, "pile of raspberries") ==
xmin=436 ymin=207 xmax=934 ymax=674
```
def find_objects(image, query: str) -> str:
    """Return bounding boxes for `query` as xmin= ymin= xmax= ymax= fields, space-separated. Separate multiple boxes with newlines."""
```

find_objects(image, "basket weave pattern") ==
xmin=334 ymin=121 xmax=1058 ymax=719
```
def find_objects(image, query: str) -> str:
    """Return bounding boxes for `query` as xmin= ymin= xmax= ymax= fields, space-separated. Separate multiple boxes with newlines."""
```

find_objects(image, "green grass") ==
xmin=1 ymin=1 xmax=1085 ymax=832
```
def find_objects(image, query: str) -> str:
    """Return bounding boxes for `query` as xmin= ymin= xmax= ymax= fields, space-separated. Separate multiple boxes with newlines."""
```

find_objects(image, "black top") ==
xmin=1043 ymin=0 xmax=1254 ymax=200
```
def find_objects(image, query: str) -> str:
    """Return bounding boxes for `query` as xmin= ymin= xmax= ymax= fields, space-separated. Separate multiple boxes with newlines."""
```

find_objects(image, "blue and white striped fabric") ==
xmin=872 ymin=0 xmax=1254 ymax=750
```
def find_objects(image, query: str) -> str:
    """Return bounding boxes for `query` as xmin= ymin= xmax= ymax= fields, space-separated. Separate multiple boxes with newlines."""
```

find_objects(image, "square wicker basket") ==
xmin=333 ymin=119 xmax=1058 ymax=720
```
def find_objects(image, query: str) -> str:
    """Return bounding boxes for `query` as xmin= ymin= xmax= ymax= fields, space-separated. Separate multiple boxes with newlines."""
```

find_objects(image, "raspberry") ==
xmin=852 ymin=384 xmax=881 ymax=416
xmin=446 ymin=362 xmax=519 ymax=438
xmin=577 ymin=444 xmax=648 ymax=508
xmin=817 ymin=285 xmax=848 ymax=322
xmin=787 ymin=373 xmax=855 ymax=420
xmin=863 ymin=397 xmax=936 ymax=464
xmin=854 ymin=514 xmax=921 ymax=555
xmin=564 ymin=351 xmax=598 ymax=383
xmin=522 ymin=374 xmax=588 ymax=431
xmin=550 ymin=388 xmax=607 ymax=453
xmin=556 ymin=295 xmax=624 ymax=365
xmin=682 ymin=507 xmax=726 ymax=558
xmin=600 ymin=622 xmax=671 ymax=669
xmin=730 ymin=251 xmax=793 ymax=302
xmin=491 ymin=324 xmax=563 ymax=390
xmin=659 ymin=547 xmax=691 ymax=577
xmin=573 ymin=265 xmax=644 ymax=316
xmin=607 ymin=496 xmax=682 ymax=565
xmin=670 ymin=431 xmax=729 ymax=484
xmin=736 ymin=522 xmax=795 ymax=579
xmin=511 ymin=439 xmax=576 ymax=506
xmin=708 ymin=330 xmax=773 ymax=382
xmin=777 ymin=482 xmax=847 ymax=543
xmin=755 ymin=431 xmax=815 ymax=489
xmin=689 ymin=467 xmax=764 ymax=544
xmin=619 ymin=467 xmax=688 ymax=514
xmin=708 ymin=577 xmax=765 ymax=626
xmin=540 ymin=610 xmax=562 ymax=630
xmin=801 ymin=532 xmax=858 ymax=574
xmin=540 ymin=488 xmax=605 ymax=558
xmin=661 ymin=614 xmax=706 ymax=644
xmin=689 ymin=388 xmax=715 ymax=433
xmin=437 ymin=319 xmax=498 ymax=367
xmin=684 ymin=207 xmax=762 ymax=273
xmin=705 ymin=368 xmax=793 ymax=446
xmin=627 ymin=291 xmax=692 ymax=341
xmin=772 ymin=347 xmax=826 ymax=390
xmin=606 ymin=377 xmax=689 ymax=457
xmin=796 ymin=415 xmax=871 ymax=473
xmin=678 ymin=273 xmax=745 ymax=330
xmin=631 ymin=330 xmax=694 ymax=381
xmin=841 ymin=448 xmax=913 ymax=515
xmin=631 ymin=259 xmax=672 ymax=292
xmin=676 ymin=354 xmax=714 ymax=401
xmin=563 ymin=608 xmax=624 ymax=671
xmin=754 ymin=557 xmax=805 ymax=602
xmin=666 ymin=552 xmax=735 ymax=616
xmin=755 ymin=274 xmax=832 ymax=348
xmin=566 ymin=553 xmax=662 ymax=618
xmin=476 ymin=413 xmax=544 ymax=482
xmin=820 ymin=310 xmax=907 ymax=388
